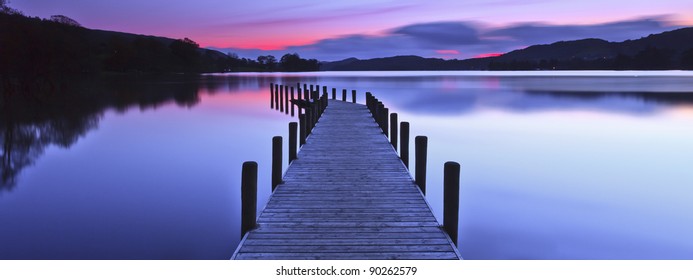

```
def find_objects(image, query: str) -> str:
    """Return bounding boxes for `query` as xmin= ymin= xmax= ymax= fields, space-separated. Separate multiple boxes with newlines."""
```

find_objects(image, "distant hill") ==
xmin=0 ymin=11 xmax=319 ymax=78
xmin=321 ymin=27 xmax=693 ymax=71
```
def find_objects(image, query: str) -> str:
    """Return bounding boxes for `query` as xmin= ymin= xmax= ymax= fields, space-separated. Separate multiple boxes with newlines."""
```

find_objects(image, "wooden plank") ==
xmin=232 ymin=100 xmax=461 ymax=260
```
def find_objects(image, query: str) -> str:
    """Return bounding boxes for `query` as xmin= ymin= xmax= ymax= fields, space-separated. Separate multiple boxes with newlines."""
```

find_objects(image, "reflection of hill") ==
xmin=0 ymin=75 xmax=203 ymax=191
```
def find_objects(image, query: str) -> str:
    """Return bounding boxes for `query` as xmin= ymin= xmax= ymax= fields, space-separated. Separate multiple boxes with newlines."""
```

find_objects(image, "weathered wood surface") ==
xmin=232 ymin=101 xmax=461 ymax=260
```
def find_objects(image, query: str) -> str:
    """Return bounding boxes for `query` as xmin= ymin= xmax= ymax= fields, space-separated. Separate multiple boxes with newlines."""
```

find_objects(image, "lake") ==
xmin=1 ymin=71 xmax=692 ymax=259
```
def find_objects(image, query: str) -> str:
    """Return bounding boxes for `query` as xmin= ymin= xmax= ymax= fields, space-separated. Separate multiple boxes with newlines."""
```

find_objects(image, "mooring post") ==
xmin=289 ymin=122 xmax=297 ymax=164
xmin=284 ymin=86 xmax=289 ymax=115
xmin=279 ymin=84 xmax=284 ymax=112
xmin=272 ymin=136 xmax=282 ymax=191
xmin=351 ymin=90 xmax=356 ymax=103
xmin=332 ymin=88 xmax=336 ymax=100
xmin=390 ymin=113 xmax=398 ymax=151
xmin=270 ymin=83 xmax=275 ymax=109
xmin=241 ymin=161 xmax=258 ymax=238
xmin=342 ymin=89 xmax=347 ymax=101
xmin=274 ymin=85 xmax=279 ymax=111
xmin=323 ymin=86 xmax=327 ymax=96
xmin=290 ymin=87 xmax=295 ymax=116
xmin=304 ymin=88 xmax=309 ymax=100
xmin=415 ymin=136 xmax=428 ymax=195
xmin=401 ymin=122 xmax=410 ymax=168
xmin=444 ymin=161 xmax=460 ymax=246
xmin=382 ymin=107 xmax=389 ymax=137
xmin=299 ymin=114 xmax=306 ymax=146
xmin=306 ymin=108 xmax=313 ymax=135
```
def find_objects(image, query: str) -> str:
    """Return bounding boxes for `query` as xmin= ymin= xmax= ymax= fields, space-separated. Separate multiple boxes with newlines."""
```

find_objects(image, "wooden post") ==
xmin=299 ymin=114 xmax=306 ymax=146
xmin=290 ymin=87 xmax=295 ymax=117
xmin=304 ymin=88 xmax=309 ymax=100
xmin=241 ymin=161 xmax=257 ymax=238
xmin=415 ymin=136 xmax=428 ymax=195
xmin=342 ymin=89 xmax=347 ymax=101
xmin=390 ymin=113 xmax=398 ymax=151
xmin=310 ymin=84 xmax=314 ymax=94
xmin=274 ymin=85 xmax=279 ymax=111
xmin=297 ymin=82 xmax=301 ymax=91
xmin=332 ymin=88 xmax=336 ymax=99
xmin=289 ymin=122 xmax=297 ymax=164
xmin=270 ymin=83 xmax=274 ymax=109
xmin=352 ymin=90 xmax=356 ymax=103
xmin=306 ymin=107 xmax=313 ymax=135
xmin=444 ymin=161 xmax=460 ymax=246
xmin=272 ymin=136 xmax=282 ymax=191
xmin=279 ymin=84 xmax=284 ymax=112
xmin=284 ymin=86 xmax=289 ymax=115
xmin=323 ymin=86 xmax=327 ymax=96
xmin=382 ymin=107 xmax=389 ymax=137
xmin=401 ymin=122 xmax=410 ymax=168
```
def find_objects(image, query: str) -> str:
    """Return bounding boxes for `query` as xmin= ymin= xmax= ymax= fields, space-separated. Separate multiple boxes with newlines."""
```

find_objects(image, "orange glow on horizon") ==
xmin=474 ymin=53 xmax=503 ymax=58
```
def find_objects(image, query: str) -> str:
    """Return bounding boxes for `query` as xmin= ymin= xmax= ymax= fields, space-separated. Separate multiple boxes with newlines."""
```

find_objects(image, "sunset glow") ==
xmin=10 ymin=0 xmax=693 ymax=60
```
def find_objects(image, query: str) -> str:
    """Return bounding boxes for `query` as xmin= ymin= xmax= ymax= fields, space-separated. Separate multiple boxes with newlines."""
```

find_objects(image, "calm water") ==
xmin=1 ymin=71 xmax=692 ymax=259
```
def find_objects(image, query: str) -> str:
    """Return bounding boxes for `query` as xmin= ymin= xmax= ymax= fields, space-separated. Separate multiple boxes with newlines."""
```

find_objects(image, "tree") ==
xmin=49 ymin=15 xmax=81 ymax=27
xmin=1 ymin=0 xmax=22 ymax=15
xmin=169 ymin=38 xmax=200 ymax=72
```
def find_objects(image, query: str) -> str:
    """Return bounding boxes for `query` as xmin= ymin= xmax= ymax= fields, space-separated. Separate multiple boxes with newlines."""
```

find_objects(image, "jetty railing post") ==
xmin=444 ymin=161 xmax=460 ymax=246
xmin=279 ymin=84 xmax=284 ymax=112
xmin=415 ymin=136 xmax=428 ymax=195
xmin=390 ymin=113 xmax=398 ymax=151
xmin=274 ymin=85 xmax=279 ymax=111
xmin=352 ymin=90 xmax=356 ymax=103
xmin=382 ymin=107 xmax=389 ymax=137
xmin=284 ymin=86 xmax=289 ymax=115
xmin=299 ymin=114 xmax=306 ymax=146
xmin=304 ymin=88 xmax=309 ymax=100
xmin=342 ymin=89 xmax=347 ymax=101
xmin=332 ymin=88 xmax=336 ymax=100
xmin=289 ymin=122 xmax=297 ymax=164
xmin=323 ymin=86 xmax=327 ymax=97
xmin=241 ymin=161 xmax=257 ymax=238
xmin=270 ymin=83 xmax=274 ymax=109
xmin=401 ymin=122 xmax=410 ymax=168
xmin=290 ymin=87 xmax=295 ymax=116
xmin=272 ymin=136 xmax=282 ymax=191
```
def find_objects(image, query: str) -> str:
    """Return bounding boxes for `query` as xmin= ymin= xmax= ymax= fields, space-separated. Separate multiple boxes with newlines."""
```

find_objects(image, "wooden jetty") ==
xmin=233 ymin=86 xmax=461 ymax=260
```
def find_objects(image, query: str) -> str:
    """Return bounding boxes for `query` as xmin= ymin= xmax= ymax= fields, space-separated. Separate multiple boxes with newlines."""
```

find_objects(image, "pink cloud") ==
xmin=435 ymin=50 xmax=461 ymax=55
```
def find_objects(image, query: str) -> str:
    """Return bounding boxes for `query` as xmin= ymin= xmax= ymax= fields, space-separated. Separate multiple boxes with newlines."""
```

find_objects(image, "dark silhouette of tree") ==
xmin=681 ymin=48 xmax=693 ymax=70
xmin=0 ymin=0 xmax=21 ymax=15
xmin=279 ymin=53 xmax=320 ymax=71
xmin=633 ymin=47 xmax=671 ymax=70
xmin=49 ymin=15 xmax=81 ymax=27
xmin=169 ymin=37 xmax=200 ymax=72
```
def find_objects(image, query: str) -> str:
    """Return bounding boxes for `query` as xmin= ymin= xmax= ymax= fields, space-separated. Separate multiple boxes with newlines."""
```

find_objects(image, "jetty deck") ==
xmin=232 ymin=100 xmax=461 ymax=260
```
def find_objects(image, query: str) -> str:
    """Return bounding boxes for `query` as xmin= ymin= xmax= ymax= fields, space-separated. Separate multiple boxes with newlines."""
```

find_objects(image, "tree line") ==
xmin=0 ymin=5 xmax=320 ymax=79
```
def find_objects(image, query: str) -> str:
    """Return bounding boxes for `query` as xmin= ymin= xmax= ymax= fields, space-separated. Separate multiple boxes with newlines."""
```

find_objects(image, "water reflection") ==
xmin=0 ymin=75 xmax=210 ymax=191
xmin=2 ymin=72 xmax=692 ymax=260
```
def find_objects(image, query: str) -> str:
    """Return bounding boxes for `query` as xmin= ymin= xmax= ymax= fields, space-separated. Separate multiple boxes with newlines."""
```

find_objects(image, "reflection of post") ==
xmin=390 ymin=113 xmax=398 ymax=151
xmin=444 ymin=161 xmax=460 ymax=246
xmin=241 ymin=161 xmax=257 ymax=238
xmin=270 ymin=83 xmax=274 ymax=109
xmin=272 ymin=136 xmax=282 ymax=191
xmin=352 ymin=90 xmax=356 ymax=103
xmin=401 ymin=122 xmax=410 ymax=168
xmin=415 ymin=136 xmax=427 ymax=195
xmin=289 ymin=122 xmax=297 ymax=164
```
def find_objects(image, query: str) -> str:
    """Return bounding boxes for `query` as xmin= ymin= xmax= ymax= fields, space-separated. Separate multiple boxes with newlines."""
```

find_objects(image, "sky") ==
xmin=10 ymin=0 xmax=693 ymax=61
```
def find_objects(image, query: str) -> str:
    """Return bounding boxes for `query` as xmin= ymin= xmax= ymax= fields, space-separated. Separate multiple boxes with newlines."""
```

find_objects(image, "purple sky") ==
xmin=11 ymin=0 xmax=693 ymax=61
